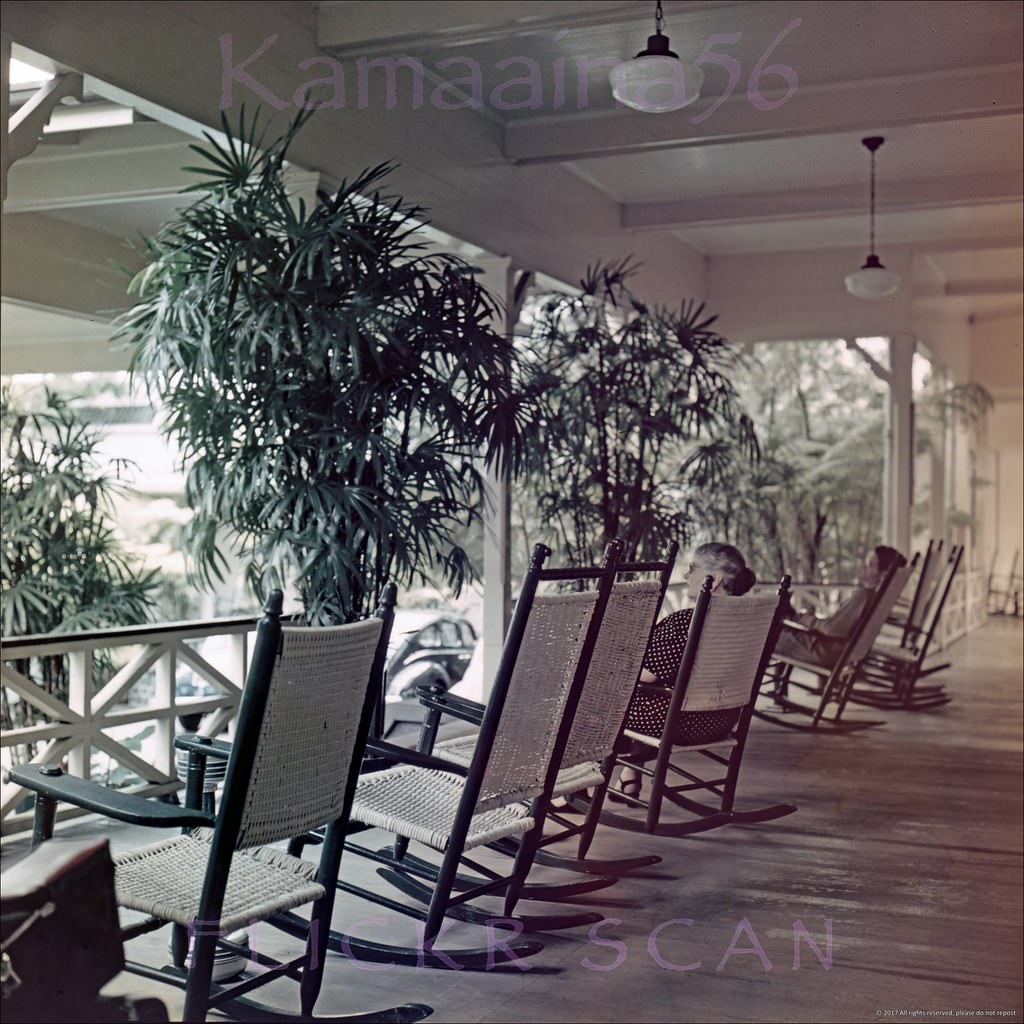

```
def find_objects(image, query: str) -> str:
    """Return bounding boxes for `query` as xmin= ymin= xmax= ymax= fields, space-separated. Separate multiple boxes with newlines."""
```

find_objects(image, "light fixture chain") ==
xmin=869 ymin=148 xmax=877 ymax=255
xmin=655 ymin=0 xmax=665 ymax=35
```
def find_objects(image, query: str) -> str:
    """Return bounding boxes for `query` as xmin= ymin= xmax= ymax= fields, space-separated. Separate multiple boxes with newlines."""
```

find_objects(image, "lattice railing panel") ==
xmin=1 ymin=617 xmax=255 ymax=834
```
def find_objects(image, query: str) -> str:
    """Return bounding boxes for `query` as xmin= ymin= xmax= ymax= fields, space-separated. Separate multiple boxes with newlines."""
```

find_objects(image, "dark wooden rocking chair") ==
xmin=756 ymin=558 xmax=915 ymax=732
xmin=410 ymin=545 xmax=679 ymax=882
xmin=9 ymin=591 xmax=430 ymax=1024
xmin=851 ymin=544 xmax=964 ymax=710
xmin=886 ymin=539 xmax=941 ymax=643
xmin=335 ymin=543 xmax=623 ymax=945
xmin=593 ymin=575 xmax=796 ymax=838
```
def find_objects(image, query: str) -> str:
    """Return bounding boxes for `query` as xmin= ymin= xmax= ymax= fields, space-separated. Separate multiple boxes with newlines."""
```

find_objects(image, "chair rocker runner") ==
xmin=10 ymin=591 xmax=430 ymax=1024
xmin=339 ymin=543 xmax=624 ymax=945
xmin=594 ymin=574 xmax=796 ymax=838
xmin=852 ymin=544 xmax=963 ymax=710
xmin=757 ymin=558 xmax=915 ymax=732
xmin=418 ymin=545 xmax=679 ymax=880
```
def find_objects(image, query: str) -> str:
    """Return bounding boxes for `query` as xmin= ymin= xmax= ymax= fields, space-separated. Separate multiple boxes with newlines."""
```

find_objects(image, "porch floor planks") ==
xmin=2 ymin=619 xmax=1020 ymax=1023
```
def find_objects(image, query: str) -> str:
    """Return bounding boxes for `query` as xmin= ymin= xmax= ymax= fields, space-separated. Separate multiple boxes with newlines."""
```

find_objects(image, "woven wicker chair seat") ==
xmin=549 ymin=761 xmax=604 ymax=795
xmin=113 ymin=833 xmax=323 ymax=933
xmin=431 ymin=736 xmax=605 ymax=799
xmin=352 ymin=765 xmax=533 ymax=852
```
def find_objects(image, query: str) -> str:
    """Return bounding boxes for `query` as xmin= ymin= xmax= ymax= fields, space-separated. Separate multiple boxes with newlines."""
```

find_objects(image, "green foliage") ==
xmin=515 ymin=260 xmax=757 ymax=565
xmin=115 ymin=110 xmax=527 ymax=623
xmin=1 ymin=390 xmax=158 ymax=738
xmin=686 ymin=341 xmax=887 ymax=582
xmin=1 ymin=389 xmax=158 ymax=638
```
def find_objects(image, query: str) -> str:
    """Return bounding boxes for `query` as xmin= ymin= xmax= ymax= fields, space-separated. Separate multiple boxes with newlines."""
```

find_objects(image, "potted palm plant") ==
xmin=516 ymin=259 xmax=758 ymax=565
xmin=115 ymin=111 xmax=526 ymax=623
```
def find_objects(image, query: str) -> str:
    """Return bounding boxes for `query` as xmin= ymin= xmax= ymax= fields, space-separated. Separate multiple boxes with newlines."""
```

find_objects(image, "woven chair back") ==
xmin=846 ymin=562 xmax=914 ymax=664
xmin=235 ymin=618 xmax=383 ymax=849
xmin=918 ymin=546 xmax=962 ymax=638
xmin=560 ymin=579 xmax=663 ymax=768
xmin=475 ymin=590 xmax=599 ymax=813
xmin=907 ymin=541 xmax=943 ymax=631
xmin=678 ymin=592 xmax=781 ymax=712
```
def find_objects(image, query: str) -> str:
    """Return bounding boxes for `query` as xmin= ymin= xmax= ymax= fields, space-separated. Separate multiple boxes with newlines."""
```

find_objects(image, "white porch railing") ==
xmin=938 ymin=568 xmax=988 ymax=647
xmin=1 ymin=616 xmax=256 ymax=835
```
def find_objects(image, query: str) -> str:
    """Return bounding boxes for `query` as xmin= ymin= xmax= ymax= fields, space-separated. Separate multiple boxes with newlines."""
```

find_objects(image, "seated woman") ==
xmin=774 ymin=545 xmax=905 ymax=668
xmin=616 ymin=541 xmax=757 ymax=802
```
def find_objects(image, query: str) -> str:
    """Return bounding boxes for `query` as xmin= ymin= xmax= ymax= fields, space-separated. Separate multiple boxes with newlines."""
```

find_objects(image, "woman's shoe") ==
xmin=608 ymin=777 xmax=642 ymax=805
xmin=550 ymin=790 xmax=587 ymax=813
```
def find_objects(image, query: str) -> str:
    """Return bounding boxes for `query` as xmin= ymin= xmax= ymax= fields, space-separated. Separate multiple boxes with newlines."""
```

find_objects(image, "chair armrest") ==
xmin=363 ymin=739 xmax=468 ymax=777
xmin=782 ymin=619 xmax=836 ymax=643
xmin=8 ymin=764 xmax=215 ymax=829
xmin=174 ymin=735 xmax=233 ymax=760
xmin=415 ymin=686 xmax=485 ymax=725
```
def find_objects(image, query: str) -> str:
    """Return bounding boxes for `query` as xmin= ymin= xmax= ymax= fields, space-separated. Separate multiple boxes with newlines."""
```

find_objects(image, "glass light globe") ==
xmin=610 ymin=55 xmax=703 ymax=113
xmin=845 ymin=255 xmax=901 ymax=300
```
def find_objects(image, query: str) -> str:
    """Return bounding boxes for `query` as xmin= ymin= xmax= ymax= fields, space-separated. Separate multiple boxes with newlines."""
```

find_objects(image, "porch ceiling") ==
xmin=1 ymin=1 xmax=1022 ymax=365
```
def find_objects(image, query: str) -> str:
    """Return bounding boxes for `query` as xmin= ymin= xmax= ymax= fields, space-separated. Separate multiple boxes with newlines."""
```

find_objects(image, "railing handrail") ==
xmin=1 ymin=614 xmax=259 ymax=658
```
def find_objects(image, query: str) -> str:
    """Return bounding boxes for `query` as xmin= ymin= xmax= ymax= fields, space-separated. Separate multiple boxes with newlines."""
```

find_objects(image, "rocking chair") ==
xmin=9 ymin=591 xmax=430 ymax=1024
xmin=417 ymin=545 xmax=678 ymax=880
xmin=852 ymin=544 xmax=963 ymax=710
xmin=596 ymin=575 xmax=796 ymax=838
xmin=757 ymin=557 xmax=915 ymax=731
xmin=338 ymin=543 xmax=622 ymax=944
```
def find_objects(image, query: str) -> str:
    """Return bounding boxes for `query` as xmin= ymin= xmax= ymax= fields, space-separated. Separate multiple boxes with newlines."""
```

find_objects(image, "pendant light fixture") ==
xmin=609 ymin=0 xmax=703 ymax=114
xmin=844 ymin=136 xmax=901 ymax=300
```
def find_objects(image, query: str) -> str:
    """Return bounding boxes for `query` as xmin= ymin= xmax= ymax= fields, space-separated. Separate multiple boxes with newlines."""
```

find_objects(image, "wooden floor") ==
xmin=3 ymin=618 xmax=1021 ymax=1023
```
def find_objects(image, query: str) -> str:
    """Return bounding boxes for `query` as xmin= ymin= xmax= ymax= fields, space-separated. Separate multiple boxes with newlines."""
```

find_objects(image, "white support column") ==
xmin=67 ymin=651 xmax=92 ymax=779
xmin=887 ymin=334 xmax=915 ymax=555
xmin=930 ymin=366 xmax=949 ymax=544
xmin=472 ymin=257 xmax=519 ymax=699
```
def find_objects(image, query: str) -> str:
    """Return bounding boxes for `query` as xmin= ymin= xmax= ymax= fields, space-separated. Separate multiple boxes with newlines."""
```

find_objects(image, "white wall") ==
xmin=986 ymin=398 xmax=1024 ymax=576
xmin=971 ymin=314 xmax=1024 ymax=400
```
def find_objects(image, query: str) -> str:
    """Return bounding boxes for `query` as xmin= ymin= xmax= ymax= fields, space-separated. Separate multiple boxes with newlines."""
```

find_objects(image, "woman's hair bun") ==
xmin=730 ymin=566 xmax=757 ymax=596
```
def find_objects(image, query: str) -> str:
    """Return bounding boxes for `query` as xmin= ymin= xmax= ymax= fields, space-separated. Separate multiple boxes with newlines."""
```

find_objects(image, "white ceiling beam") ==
xmin=970 ymin=305 xmax=1024 ymax=325
xmin=911 ymin=237 xmax=1024 ymax=256
xmin=622 ymin=172 xmax=1024 ymax=231
xmin=504 ymin=63 xmax=1023 ymax=163
xmin=945 ymin=279 xmax=1023 ymax=298
xmin=316 ymin=1 xmax=698 ymax=53
xmin=4 ymin=132 xmax=201 ymax=212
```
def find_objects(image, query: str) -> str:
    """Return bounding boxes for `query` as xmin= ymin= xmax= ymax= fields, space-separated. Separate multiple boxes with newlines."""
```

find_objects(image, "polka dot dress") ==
xmin=625 ymin=608 xmax=741 ymax=745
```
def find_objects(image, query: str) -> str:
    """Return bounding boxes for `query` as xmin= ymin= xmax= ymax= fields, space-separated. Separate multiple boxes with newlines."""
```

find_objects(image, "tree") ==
xmin=1 ymin=389 xmax=157 ymax=735
xmin=115 ymin=111 xmax=528 ymax=624
xmin=514 ymin=261 xmax=757 ymax=565
xmin=686 ymin=340 xmax=887 ymax=583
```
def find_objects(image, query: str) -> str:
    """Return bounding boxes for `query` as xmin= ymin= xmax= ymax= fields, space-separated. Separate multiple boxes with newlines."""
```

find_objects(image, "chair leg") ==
xmin=503 ymin=811 xmax=549 ymax=917
xmin=423 ymin=846 xmax=462 ymax=947
xmin=299 ymin=892 xmax=334 ymax=1017
xmin=170 ymin=924 xmax=190 ymax=970
xmin=644 ymin=758 xmax=667 ymax=834
xmin=31 ymin=792 xmax=58 ymax=849
xmin=181 ymin=927 xmax=218 ymax=1023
